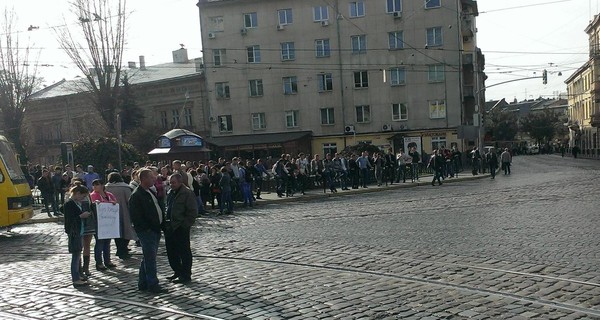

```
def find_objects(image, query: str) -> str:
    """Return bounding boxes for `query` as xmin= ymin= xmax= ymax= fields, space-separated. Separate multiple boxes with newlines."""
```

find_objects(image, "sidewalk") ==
xmin=23 ymin=171 xmax=491 ymax=225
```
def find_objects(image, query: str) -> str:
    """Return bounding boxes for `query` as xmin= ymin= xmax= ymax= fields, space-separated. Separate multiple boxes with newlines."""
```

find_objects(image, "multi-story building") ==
xmin=23 ymin=49 xmax=207 ymax=165
xmin=566 ymin=14 xmax=600 ymax=157
xmin=197 ymin=0 xmax=485 ymax=159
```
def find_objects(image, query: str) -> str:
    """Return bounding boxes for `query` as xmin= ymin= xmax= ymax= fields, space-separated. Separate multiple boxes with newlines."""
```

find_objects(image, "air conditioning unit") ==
xmin=277 ymin=24 xmax=285 ymax=31
xmin=382 ymin=124 xmax=393 ymax=132
xmin=321 ymin=20 xmax=330 ymax=27
xmin=209 ymin=116 xmax=216 ymax=122
xmin=208 ymin=32 xmax=216 ymax=39
xmin=344 ymin=125 xmax=355 ymax=134
xmin=240 ymin=28 xmax=248 ymax=35
xmin=398 ymin=124 xmax=408 ymax=130
xmin=393 ymin=12 xmax=402 ymax=18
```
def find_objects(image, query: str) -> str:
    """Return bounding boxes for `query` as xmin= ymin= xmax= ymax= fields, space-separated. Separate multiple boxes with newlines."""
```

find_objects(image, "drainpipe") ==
xmin=334 ymin=0 xmax=347 ymax=148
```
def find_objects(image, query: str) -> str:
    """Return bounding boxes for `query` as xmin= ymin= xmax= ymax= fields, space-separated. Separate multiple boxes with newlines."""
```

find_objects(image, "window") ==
xmin=349 ymin=1 xmax=365 ymax=17
xmin=390 ymin=67 xmax=406 ymax=85
xmin=215 ymin=82 xmax=230 ymax=99
xmin=318 ymin=73 xmax=333 ymax=92
xmin=356 ymin=105 xmax=371 ymax=123
xmin=281 ymin=42 xmax=296 ymax=61
xmin=285 ymin=110 xmax=299 ymax=128
xmin=425 ymin=0 xmax=441 ymax=9
xmin=313 ymin=6 xmax=329 ymax=21
xmin=320 ymin=108 xmax=335 ymax=125
xmin=218 ymin=115 xmax=233 ymax=132
xmin=244 ymin=12 xmax=258 ymax=28
xmin=213 ymin=49 xmax=226 ymax=66
xmin=315 ymin=39 xmax=331 ymax=57
xmin=184 ymin=108 xmax=193 ymax=127
xmin=160 ymin=111 xmax=168 ymax=129
xmin=387 ymin=0 xmax=402 ymax=13
xmin=429 ymin=100 xmax=446 ymax=119
xmin=249 ymin=79 xmax=263 ymax=97
xmin=428 ymin=64 xmax=445 ymax=82
xmin=171 ymin=109 xmax=180 ymax=127
xmin=283 ymin=76 xmax=298 ymax=94
xmin=392 ymin=103 xmax=408 ymax=121
xmin=278 ymin=8 xmax=293 ymax=25
xmin=389 ymin=31 xmax=404 ymax=49
xmin=323 ymin=143 xmax=337 ymax=157
xmin=208 ymin=16 xmax=224 ymax=32
xmin=247 ymin=45 xmax=261 ymax=63
xmin=431 ymin=136 xmax=446 ymax=150
xmin=426 ymin=27 xmax=442 ymax=46
xmin=252 ymin=113 xmax=266 ymax=130
xmin=351 ymin=35 xmax=367 ymax=54
xmin=354 ymin=71 xmax=369 ymax=88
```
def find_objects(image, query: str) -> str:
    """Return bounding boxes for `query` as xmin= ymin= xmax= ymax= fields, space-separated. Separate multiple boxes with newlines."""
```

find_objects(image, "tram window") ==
xmin=0 ymin=168 xmax=4 ymax=183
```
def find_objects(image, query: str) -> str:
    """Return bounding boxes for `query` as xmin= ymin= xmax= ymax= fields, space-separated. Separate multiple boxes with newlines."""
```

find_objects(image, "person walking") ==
xmin=164 ymin=173 xmax=198 ymax=284
xmin=428 ymin=149 xmax=444 ymax=186
xmin=90 ymin=179 xmax=118 ymax=271
xmin=38 ymin=169 xmax=60 ymax=217
xmin=63 ymin=185 xmax=92 ymax=287
xmin=486 ymin=148 xmax=499 ymax=179
xmin=105 ymin=172 xmax=136 ymax=260
xmin=500 ymin=148 xmax=512 ymax=175
xmin=129 ymin=169 xmax=168 ymax=294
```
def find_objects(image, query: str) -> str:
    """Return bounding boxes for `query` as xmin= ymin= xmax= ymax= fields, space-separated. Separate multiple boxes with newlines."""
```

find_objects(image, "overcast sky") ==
xmin=2 ymin=0 xmax=596 ymax=102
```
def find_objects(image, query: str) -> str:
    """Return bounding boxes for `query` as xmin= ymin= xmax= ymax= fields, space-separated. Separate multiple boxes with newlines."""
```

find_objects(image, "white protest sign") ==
xmin=96 ymin=202 xmax=120 ymax=239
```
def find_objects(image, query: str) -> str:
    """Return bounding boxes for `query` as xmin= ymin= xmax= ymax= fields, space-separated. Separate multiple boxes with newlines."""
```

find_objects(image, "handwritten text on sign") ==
xmin=96 ymin=202 xmax=120 ymax=239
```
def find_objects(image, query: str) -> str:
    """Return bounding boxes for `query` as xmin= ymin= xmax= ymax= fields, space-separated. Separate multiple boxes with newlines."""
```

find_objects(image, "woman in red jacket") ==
xmin=90 ymin=179 xmax=118 ymax=270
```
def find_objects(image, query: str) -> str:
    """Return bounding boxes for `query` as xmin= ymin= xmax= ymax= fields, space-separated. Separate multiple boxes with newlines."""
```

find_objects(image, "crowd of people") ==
xmin=27 ymin=145 xmax=513 ymax=290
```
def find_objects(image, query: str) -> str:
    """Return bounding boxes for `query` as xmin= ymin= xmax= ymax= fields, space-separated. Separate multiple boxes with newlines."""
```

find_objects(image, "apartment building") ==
xmin=198 ymin=0 xmax=484 ymax=158
xmin=565 ymin=14 xmax=600 ymax=157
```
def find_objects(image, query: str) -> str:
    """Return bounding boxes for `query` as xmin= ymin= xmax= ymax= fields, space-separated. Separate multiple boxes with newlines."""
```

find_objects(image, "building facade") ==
xmin=566 ymin=14 xmax=600 ymax=157
xmin=197 ymin=0 xmax=485 ymax=158
xmin=23 ymin=49 xmax=207 ymax=165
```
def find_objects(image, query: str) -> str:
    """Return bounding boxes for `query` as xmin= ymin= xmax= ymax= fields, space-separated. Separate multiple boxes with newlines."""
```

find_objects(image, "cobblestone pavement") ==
xmin=0 ymin=155 xmax=599 ymax=319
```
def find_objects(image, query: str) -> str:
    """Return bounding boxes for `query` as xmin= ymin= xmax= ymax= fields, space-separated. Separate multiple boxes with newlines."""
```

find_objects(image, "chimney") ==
xmin=172 ymin=48 xmax=189 ymax=63
xmin=139 ymin=55 xmax=146 ymax=70
xmin=128 ymin=61 xmax=137 ymax=69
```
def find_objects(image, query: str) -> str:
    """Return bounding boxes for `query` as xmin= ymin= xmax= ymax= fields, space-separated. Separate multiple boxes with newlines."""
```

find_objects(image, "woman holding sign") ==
xmin=90 ymin=179 xmax=118 ymax=270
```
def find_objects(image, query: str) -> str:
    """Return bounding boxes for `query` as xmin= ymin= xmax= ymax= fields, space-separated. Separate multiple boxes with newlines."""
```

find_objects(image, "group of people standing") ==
xmin=60 ymin=161 xmax=198 ymax=293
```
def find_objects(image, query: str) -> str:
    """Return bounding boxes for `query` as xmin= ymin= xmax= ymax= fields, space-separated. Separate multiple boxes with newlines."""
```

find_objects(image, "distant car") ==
xmin=527 ymin=145 xmax=539 ymax=155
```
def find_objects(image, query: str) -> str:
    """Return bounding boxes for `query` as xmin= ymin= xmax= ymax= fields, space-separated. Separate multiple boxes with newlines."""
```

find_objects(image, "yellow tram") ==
xmin=0 ymin=135 xmax=33 ymax=227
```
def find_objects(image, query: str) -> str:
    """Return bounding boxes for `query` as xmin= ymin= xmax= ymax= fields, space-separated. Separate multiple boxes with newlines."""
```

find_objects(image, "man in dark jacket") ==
xmin=164 ymin=173 xmax=198 ymax=284
xmin=128 ymin=168 xmax=167 ymax=294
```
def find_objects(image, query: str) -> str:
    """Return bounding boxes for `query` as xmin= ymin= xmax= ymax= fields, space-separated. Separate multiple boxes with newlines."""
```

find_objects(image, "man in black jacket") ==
xmin=129 ymin=168 xmax=167 ymax=294
xmin=164 ymin=173 xmax=198 ymax=284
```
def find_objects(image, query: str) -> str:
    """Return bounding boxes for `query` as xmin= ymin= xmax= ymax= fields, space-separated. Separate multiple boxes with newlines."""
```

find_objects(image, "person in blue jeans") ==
xmin=63 ymin=185 xmax=92 ymax=287
xmin=356 ymin=151 xmax=371 ymax=188
xmin=128 ymin=169 xmax=168 ymax=294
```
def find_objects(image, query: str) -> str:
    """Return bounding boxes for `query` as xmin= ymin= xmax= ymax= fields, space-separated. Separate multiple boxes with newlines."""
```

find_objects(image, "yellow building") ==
xmin=565 ymin=15 xmax=600 ymax=157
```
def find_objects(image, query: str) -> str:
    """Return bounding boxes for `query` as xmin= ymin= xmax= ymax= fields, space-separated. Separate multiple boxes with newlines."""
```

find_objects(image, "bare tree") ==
xmin=0 ymin=8 xmax=40 ymax=160
xmin=54 ymin=0 xmax=126 ymax=134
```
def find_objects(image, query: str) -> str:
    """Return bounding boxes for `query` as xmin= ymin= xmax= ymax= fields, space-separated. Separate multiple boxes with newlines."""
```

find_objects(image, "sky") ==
xmin=1 ymin=0 xmax=597 ymax=102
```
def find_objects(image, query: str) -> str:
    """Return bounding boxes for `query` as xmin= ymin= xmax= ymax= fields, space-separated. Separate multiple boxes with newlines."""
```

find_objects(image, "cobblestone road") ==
xmin=0 ymin=155 xmax=598 ymax=319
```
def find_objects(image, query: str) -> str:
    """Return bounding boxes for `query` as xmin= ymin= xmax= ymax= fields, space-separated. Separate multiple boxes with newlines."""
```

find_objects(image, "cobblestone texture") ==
xmin=0 ymin=155 xmax=599 ymax=319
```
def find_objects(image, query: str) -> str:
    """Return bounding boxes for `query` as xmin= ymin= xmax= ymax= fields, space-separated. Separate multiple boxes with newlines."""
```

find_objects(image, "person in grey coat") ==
xmin=105 ymin=172 xmax=137 ymax=259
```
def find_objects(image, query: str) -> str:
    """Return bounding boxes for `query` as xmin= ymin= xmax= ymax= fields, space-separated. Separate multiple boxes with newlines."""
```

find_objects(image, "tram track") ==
xmin=0 ymin=250 xmax=599 ymax=317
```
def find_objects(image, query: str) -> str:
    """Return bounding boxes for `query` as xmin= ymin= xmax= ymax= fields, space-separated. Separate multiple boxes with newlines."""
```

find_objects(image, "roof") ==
xmin=30 ymin=59 xmax=203 ymax=100
xmin=485 ymin=98 xmax=508 ymax=113
xmin=564 ymin=60 xmax=591 ymax=84
xmin=206 ymin=131 xmax=312 ymax=147
xmin=162 ymin=128 xmax=202 ymax=140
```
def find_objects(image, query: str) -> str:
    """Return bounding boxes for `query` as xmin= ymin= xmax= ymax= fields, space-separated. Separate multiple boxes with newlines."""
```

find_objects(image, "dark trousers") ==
xmin=502 ymin=162 xmax=511 ymax=175
xmin=255 ymin=177 xmax=263 ymax=197
xmin=350 ymin=170 xmax=359 ymax=188
xmin=220 ymin=190 xmax=233 ymax=213
xmin=114 ymin=238 xmax=130 ymax=257
xmin=360 ymin=168 xmax=369 ymax=187
xmin=94 ymin=237 xmax=111 ymax=264
xmin=42 ymin=193 xmax=58 ymax=214
xmin=489 ymin=164 xmax=497 ymax=178
xmin=432 ymin=169 xmax=443 ymax=185
xmin=137 ymin=230 xmax=161 ymax=290
xmin=164 ymin=225 xmax=192 ymax=280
